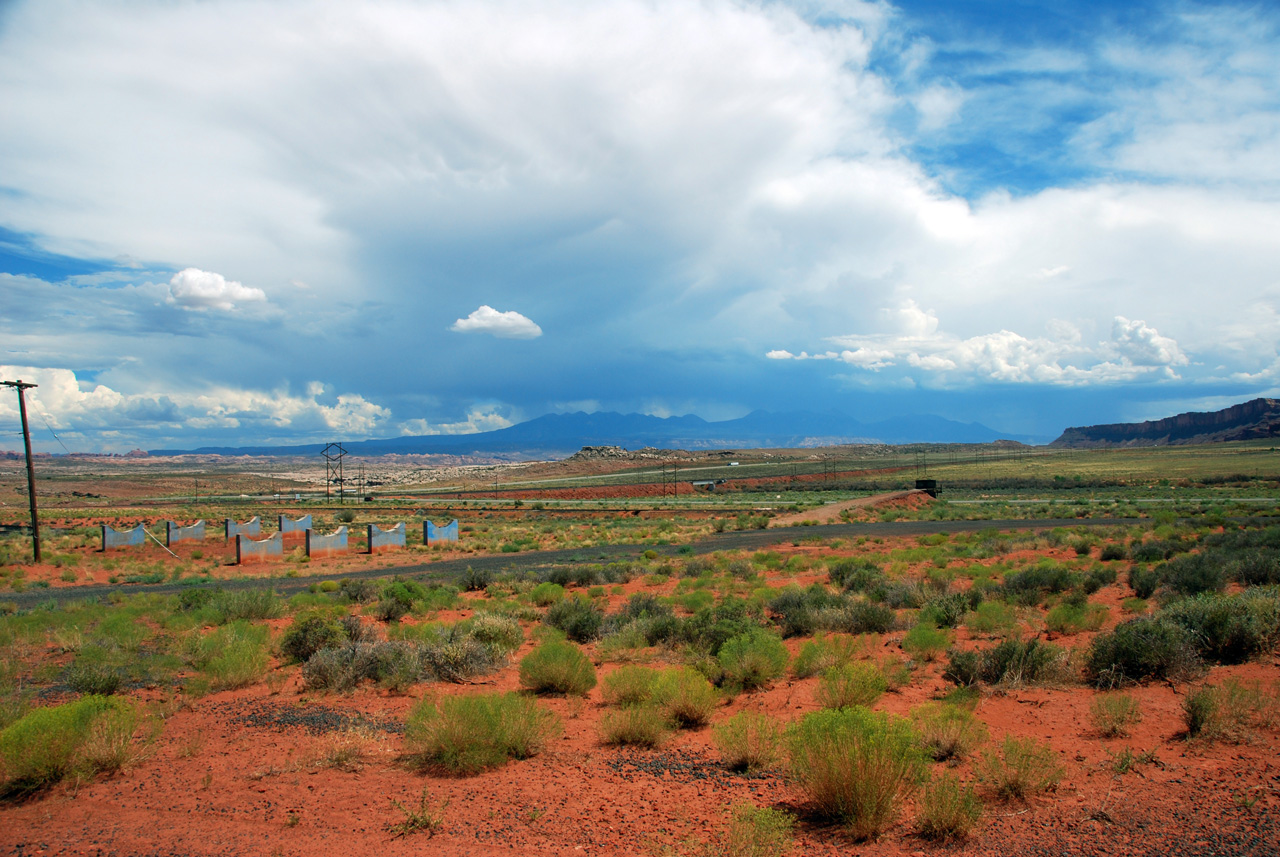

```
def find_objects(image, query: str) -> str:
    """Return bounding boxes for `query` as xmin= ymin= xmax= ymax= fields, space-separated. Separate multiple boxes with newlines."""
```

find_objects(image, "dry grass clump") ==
xmin=404 ymin=692 xmax=559 ymax=775
xmin=718 ymin=629 xmax=789 ymax=692
xmin=718 ymin=803 xmax=796 ymax=857
xmin=815 ymin=663 xmax=887 ymax=710
xmin=652 ymin=667 xmax=719 ymax=727
xmin=713 ymin=711 xmax=784 ymax=773
xmin=0 ymin=695 xmax=145 ymax=797
xmin=601 ymin=665 xmax=661 ymax=707
xmin=917 ymin=771 xmax=983 ymax=841
xmin=786 ymin=707 xmax=927 ymax=840
xmin=518 ymin=641 xmax=597 ymax=696
xmin=1184 ymin=678 xmax=1278 ymax=742
xmin=911 ymin=702 xmax=988 ymax=761
xmin=1090 ymin=692 xmax=1142 ymax=738
xmin=599 ymin=706 xmax=670 ymax=747
xmin=976 ymin=735 xmax=1064 ymax=799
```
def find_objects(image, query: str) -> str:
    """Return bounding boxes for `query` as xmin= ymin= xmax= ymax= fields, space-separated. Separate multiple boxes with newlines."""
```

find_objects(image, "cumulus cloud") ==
xmin=397 ymin=407 xmax=514 ymax=436
xmin=450 ymin=306 xmax=543 ymax=339
xmin=772 ymin=305 xmax=1190 ymax=386
xmin=1110 ymin=316 xmax=1188 ymax=368
xmin=0 ymin=2 xmax=1278 ymax=446
xmin=0 ymin=365 xmax=390 ymax=451
xmin=166 ymin=268 xmax=266 ymax=312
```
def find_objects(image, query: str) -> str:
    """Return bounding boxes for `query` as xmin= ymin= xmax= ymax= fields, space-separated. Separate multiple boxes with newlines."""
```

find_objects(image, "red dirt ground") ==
xmin=2 ymin=539 xmax=1278 ymax=856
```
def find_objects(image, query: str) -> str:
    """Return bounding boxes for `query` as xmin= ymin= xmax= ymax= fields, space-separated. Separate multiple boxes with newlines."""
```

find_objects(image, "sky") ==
xmin=1 ymin=0 xmax=1278 ymax=452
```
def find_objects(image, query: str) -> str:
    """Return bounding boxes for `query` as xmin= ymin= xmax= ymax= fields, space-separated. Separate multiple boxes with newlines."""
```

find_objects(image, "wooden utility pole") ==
xmin=2 ymin=380 xmax=40 ymax=563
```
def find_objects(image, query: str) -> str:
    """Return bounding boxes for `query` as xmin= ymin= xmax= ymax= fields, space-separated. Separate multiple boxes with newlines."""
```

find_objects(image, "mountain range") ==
xmin=149 ymin=409 xmax=1019 ymax=457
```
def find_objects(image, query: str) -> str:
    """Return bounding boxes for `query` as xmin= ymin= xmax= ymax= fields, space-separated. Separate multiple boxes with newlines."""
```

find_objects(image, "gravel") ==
xmin=210 ymin=699 xmax=404 ymax=735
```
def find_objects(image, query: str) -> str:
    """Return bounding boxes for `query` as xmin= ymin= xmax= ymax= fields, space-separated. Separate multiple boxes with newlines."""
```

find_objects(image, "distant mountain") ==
xmin=150 ymin=409 xmax=1018 ymax=458
xmin=1050 ymin=398 xmax=1280 ymax=448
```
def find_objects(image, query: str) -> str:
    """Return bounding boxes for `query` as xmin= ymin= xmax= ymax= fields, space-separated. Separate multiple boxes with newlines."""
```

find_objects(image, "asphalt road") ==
xmin=3 ymin=515 xmax=1190 ymax=609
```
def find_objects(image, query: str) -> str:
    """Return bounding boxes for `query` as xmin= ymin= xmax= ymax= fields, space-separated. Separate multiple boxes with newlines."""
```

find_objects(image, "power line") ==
xmin=28 ymin=395 xmax=72 ymax=455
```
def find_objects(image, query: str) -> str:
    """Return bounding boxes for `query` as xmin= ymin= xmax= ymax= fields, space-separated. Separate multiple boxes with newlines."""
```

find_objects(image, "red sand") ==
xmin=3 ymin=540 xmax=1278 ymax=856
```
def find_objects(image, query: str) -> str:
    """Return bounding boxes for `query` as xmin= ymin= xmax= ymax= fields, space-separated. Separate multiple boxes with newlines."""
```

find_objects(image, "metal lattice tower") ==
xmin=322 ymin=442 xmax=347 ymax=503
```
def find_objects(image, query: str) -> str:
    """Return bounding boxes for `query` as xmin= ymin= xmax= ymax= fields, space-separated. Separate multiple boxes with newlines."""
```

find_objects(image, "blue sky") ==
xmin=1 ymin=0 xmax=1278 ymax=452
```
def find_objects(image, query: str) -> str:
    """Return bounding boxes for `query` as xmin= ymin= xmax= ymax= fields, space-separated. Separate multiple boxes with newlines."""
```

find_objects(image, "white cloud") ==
xmin=0 ymin=1 xmax=1278 ymax=446
xmin=775 ymin=305 xmax=1189 ymax=387
xmin=450 ymin=306 xmax=543 ymax=340
xmin=1110 ymin=316 xmax=1188 ymax=368
xmin=397 ymin=407 xmax=514 ymax=436
xmin=166 ymin=268 xmax=266 ymax=312
xmin=0 ymin=365 xmax=390 ymax=451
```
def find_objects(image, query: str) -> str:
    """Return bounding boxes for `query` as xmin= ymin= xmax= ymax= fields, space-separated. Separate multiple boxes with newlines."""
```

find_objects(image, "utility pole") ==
xmin=2 ymin=380 xmax=41 ymax=563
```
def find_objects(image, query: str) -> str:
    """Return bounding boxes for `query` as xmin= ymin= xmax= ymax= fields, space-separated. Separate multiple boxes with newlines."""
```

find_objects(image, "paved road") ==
xmin=5 ymin=516 xmax=1269 ymax=609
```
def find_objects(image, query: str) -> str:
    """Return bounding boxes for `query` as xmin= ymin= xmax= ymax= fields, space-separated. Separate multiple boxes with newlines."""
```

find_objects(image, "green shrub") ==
xmin=1183 ymin=684 xmax=1220 ymax=739
xmin=280 ymin=614 xmax=347 ymax=663
xmin=0 ymin=695 xmax=137 ymax=796
xmin=1082 ymin=566 xmax=1117 ymax=593
xmin=544 ymin=596 xmax=603 ymax=643
xmin=1085 ymin=617 xmax=1203 ymax=688
xmin=208 ymin=588 xmax=282 ymax=624
xmin=1099 ymin=543 xmax=1127 ymax=562
xmin=920 ymin=592 xmax=976 ymax=629
xmin=792 ymin=633 xmax=861 ymax=679
xmin=816 ymin=663 xmax=887 ymax=710
xmin=518 ymin=641 xmax=597 ymax=696
xmin=1090 ymin=692 xmax=1142 ymax=738
xmin=680 ymin=598 xmax=765 ymax=656
xmin=464 ymin=613 xmax=524 ymax=655
xmin=977 ymin=735 xmax=1063 ymax=799
xmin=768 ymin=584 xmax=843 ymax=638
xmin=911 ymin=703 xmax=988 ymax=761
xmin=461 ymin=566 xmax=493 ymax=592
xmin=1233 ymin=550 xmax=1280 ymax=587
xmin=945 ymin=638 xmax=1062 ymax=687
xmin=373 ymin=597 xmax=410 ymax=623
xmin=1045 ymin=602 xmax=1107 ymax=635
xmin=599 ymin=705 xmax=670 ymax=747
xmin=902 ymin=623 xmax=950 ymax=662
xmin=1182 ymin=678 xmax=1275 ymax=742
xmin=530 ymin=582 xmax=565 ymax=607
xmin=965 ymin=601 xmax=1018 ymax=636
xmin=420 ymin=637 xmax=500 ymax=684
xmin=602 ymin=665 xmax=661 ymax=707
xmin=1128 ymin=564 xmax=1163 ymax=599
xmin=815 ymin=600 xmax=897 ymax=634
xmin=1128 ymin=538 xmax=1190 ymax=564
xmin=714 ymin=711 xmax=783 ymax=773
xmin=828 ymin=558 xmax=884 ymax=592
xmin=1160 ymin=553 xmax=1228 ymax=597
xmin=338 ymin=578 xmax=379 ymax=603
xmin=303 ymin=641 xmax=426 ymax=691
xmin=786 ymin=707 xmax=927 ymax=840
xmin=652 ymin=667 xmax=718 ymax=727
xmin=185 ymin=621 xmax=270 ymax=689
xmin=718 ymin=629 xmax=789 ymax=692
xmin=1161 ymin=589 xmax=1280 ymax=664
xmin=405 ymin=692 xmax=558 ymax=774
xmin=65 ymin=661 xmax=123 ymax=696
xmin=1001 ymin=564 xmax=1076 ymax=606
xmin=917 ymin=771 xmax=983 ymax=841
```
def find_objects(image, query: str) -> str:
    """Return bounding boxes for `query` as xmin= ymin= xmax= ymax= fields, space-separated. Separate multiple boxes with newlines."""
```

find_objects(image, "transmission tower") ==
xmin=322 ymin=442 xmax=347 ymax=503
